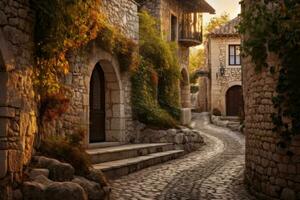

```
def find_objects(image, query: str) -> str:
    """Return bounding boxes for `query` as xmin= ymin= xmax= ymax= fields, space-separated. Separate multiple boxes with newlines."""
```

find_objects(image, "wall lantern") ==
xmin=219 ymin=64 xmax=225 ymax=76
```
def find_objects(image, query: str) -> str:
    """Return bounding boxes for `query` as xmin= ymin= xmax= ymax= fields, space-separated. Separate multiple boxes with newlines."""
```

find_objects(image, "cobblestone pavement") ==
xmin=110 ymin=113 xmax=256 ymax=200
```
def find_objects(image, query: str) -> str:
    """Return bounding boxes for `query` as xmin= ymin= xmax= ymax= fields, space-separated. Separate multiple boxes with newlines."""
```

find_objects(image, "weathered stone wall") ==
xmin=244 ymin=50 xmax=300 ymax=199
xmin=0 ymin=0 xmax=37 ymax=198
xmin=101 ymin=0 xmax=139 ymax=41
xmin=197 ymin=76 xmax=209 ymax=112
xmin=208 ymin=36 xmax=242 ymax=115
xmin=142 ymin=0 xmax=192 ymax=125
xmin=43 ymin=0 xmax=138 ymax=144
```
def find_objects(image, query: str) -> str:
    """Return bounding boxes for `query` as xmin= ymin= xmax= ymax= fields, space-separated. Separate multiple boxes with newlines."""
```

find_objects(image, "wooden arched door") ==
xmin=89 ymin=63 xmax=105 ymax=143
xmin=226 ymin=85 xmax=243 ymax=116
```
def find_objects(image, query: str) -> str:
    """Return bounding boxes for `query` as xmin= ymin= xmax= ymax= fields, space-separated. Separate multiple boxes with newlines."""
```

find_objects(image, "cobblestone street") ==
xmin=111 ymin=113 xmax=255 ymax=200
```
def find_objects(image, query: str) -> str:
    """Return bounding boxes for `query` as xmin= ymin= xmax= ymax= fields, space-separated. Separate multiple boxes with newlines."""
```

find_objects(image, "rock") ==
xmin=29 ymin=168 xmax=49 ymax=180
xmin=33 ymin=175 xmax=53 ymax=186
xmin=73 ymin=177 xmax=105 ymax=200
xmin=33 ymin=156 xmax=75 ymax=181
xmin=86 ymin=170 xmax=109 ymax=187
xmin=50 ymin=162 xmax=75 ymax=181
xmin=44 ymin=182 xmax=87 ymax=200
xmin=167 ymin=129 xmax=177 ymax=136
xmin=22 ymin=181 xmax=45 ymax=200
xmin=174 ymin=134 xmax=184 ymax=144
xmin=281 ymin=188 xmax=296 ymax=200
xmin=13 ymin=189 xmax=22 ymax=200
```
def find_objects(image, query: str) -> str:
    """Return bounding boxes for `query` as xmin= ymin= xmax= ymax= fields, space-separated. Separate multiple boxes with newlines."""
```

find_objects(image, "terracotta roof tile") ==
xmin=210 ymin=17 xmax=240 ymax=36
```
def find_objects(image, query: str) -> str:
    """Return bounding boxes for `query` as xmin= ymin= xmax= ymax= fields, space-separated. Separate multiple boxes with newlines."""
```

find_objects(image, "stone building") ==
xmin=139 ymin=0 xmax=215 ymax=124
xmin=0 ymin=0 xmax=139 ymax=197
xmin=242 ymin=1 xmax=300 ymax=199
xmin=200 ymin=17 xmax=243 ymax=116
xmin=0 ymin=0 xmax=215 ymax=197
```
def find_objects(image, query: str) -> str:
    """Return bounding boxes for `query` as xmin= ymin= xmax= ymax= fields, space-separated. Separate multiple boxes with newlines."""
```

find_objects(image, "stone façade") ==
xmin=199 ymin=17 xmax=242 ymax=116
xmin=242 ymin=1 xmax=300 ymax=199
xmin=0 ymin=0 xmax=138 ymax=198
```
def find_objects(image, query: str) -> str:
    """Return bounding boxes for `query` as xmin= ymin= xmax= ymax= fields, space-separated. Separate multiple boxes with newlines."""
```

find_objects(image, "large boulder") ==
xmin=73 ymin=177 xmax=106 ymax=200
xmin=33 ymin=156 xmax=75 ymax=181
xmin=29 ymin=168 xmax=49 ymax=180
xmin=44 ymin=182 xmax=87 ymax=200
xmin=23 ymin=181 xmax=45 ymax=200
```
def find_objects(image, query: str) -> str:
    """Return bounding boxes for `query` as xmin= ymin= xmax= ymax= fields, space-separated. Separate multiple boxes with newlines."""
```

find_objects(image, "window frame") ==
xmin=228 ymin=45 xmax=241 ymax=66
xmin=170 ymin=14 xmax=178 ymax=42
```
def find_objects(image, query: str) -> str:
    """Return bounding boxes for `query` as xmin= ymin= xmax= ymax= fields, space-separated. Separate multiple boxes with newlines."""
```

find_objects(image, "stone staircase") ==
xmin=212 ymin=116 xmax=241 ymax=131
xmin=86 ymin=143 xmax=184 ymax=179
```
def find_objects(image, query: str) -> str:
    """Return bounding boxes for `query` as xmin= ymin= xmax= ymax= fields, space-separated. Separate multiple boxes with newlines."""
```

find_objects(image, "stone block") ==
xmin=180 ymin=108 xmax=191 ymax=125
xmin=111 ymin=90 xmax=121 ymax=103
xmin=112 ymin=104 xmax=124 ymax=117
xmin=7 ymin=150 xmax=23 ymax=172
xmin=0 ymin=72 xmax=8 ymax=106
xmin=110 ymin=118 xmax=125 ymax=130
xmin=106 ymin=130 xmax=121 ymax=142
xmin=0 ymin=118 xmax=9 ymax=138
xmin=281 ymin=188 xmax=296 ymax=200
xmin=0 ymin=150 xmax=7 ymax=178
xmin=0 ymin=107 xmax=15 ymax=118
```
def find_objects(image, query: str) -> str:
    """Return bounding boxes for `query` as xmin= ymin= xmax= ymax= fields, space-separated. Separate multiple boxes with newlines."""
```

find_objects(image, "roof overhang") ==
xmin=180 ymin=0 xmax=215 ymax=14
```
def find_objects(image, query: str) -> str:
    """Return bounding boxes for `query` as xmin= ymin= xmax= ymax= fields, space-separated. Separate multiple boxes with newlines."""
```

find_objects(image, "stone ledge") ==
xmin=0 ymin=107 xmax=15 ymax=118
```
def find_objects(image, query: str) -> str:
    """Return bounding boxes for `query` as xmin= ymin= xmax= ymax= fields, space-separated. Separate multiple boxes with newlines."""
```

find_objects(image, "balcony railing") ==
xmin=179 ymin=12 xmax=203 ymax=47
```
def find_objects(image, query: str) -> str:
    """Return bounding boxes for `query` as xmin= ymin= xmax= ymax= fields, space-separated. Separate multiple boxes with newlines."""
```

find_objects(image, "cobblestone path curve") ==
xmin=110 ymin=113 xmax=255 ymax=200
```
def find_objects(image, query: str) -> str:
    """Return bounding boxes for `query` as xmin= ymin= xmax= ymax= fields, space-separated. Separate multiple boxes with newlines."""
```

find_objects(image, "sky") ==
xmin=203 ymin=0 xmax=241 ymax=26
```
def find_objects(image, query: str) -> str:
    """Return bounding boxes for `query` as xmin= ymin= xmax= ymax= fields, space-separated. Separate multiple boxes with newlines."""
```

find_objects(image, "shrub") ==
xmin=131 ymin=60 xmax=178 ymax=128
xmin=212 ymin=108 xmax=222 ymax=116
xmin=39 ymin=130 xmax=91 ymax=176
xmin=191 ymin=85 xmax=199 ymax=94
xmin=39 ymin=90 xmax=70 ymax=122
xmin=131 ymin=11 xmax=181 ymax=128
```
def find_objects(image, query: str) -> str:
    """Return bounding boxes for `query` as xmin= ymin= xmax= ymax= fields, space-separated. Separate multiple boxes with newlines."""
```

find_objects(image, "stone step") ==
xmin=220 ymin=116 xmax=240 ymax=122
xmin=93 ymin=150 xmax=184 ymax=179
xmin=88 ymin=142 xmax=121 ymax=149
xmin=86 ymin=143 xmax=174 ymax=164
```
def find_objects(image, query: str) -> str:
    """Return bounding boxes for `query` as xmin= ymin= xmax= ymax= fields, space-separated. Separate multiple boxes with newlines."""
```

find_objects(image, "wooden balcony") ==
xmin=179 ymin=12 xmax=203 ymax=47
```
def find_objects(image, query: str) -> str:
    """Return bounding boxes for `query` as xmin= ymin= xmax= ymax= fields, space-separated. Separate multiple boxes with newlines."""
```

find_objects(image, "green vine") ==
xmin=31 ymin=0 xmax=137 ymax=124
xmin=131 ymin=11 xmax=181 ymax=128
xmin=239 ymin=0 xmax=300 ymax=145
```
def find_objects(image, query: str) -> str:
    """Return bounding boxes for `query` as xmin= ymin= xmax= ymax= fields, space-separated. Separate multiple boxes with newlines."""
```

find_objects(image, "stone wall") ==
xmin=142 ymin=0 xmax=192 ymax=125
xmin=0 ymin=0 xmax=37 ymax=198
xmin=208 ymin=36 xmax=242 ymax=115
xmin=244 ymin=49 xmax=300 ymax=199
xmin=101 ymin=0 xmax=139 ymax=41
xmin=43 ymin=0 xmax=138 ymax=144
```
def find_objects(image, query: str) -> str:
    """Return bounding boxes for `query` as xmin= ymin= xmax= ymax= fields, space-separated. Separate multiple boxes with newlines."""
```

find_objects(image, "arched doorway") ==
xmin=226 ymin=85 xmax=243 ymax=116
xmin=89 ymin=63 xmax=106 ymax=143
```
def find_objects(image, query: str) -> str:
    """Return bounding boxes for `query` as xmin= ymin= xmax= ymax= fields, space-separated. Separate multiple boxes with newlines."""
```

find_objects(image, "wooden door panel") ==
xmin=226 ymin=86 xmax=243 ymax=116
xmin=89 ymin=64 xmax=105 ymax=143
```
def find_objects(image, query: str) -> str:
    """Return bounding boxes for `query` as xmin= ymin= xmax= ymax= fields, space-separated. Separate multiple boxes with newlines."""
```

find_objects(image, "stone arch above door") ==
xmin=84 ymin=46 xmax=125 ymax=146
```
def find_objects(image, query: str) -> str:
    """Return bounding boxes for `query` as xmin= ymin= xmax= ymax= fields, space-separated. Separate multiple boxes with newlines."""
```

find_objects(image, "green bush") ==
xmin=131 ymin=11 xmax=181 ymax=128
xmin=39 ymin=130 xmax=91 ymax=175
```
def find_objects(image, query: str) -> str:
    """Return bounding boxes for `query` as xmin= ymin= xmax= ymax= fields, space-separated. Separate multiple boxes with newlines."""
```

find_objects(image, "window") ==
xmin=171 ymin=15 xmax=178 ymax=41
xmin=229 ymin=45 xmax=241 ymax=65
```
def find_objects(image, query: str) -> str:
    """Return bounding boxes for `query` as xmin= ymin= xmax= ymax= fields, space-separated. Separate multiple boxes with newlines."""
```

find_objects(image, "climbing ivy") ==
xmin=239 ymin=0 xmax=300 ymax=144
xmin=131 ymin=11 xmax=181 ymax=128
xmin=31 ymin=0 xmax=137 ymax=123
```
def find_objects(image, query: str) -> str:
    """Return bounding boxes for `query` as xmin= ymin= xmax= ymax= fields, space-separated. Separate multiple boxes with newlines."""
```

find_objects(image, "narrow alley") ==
xmin=111 ymin=113 xmax=255 ymax=200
